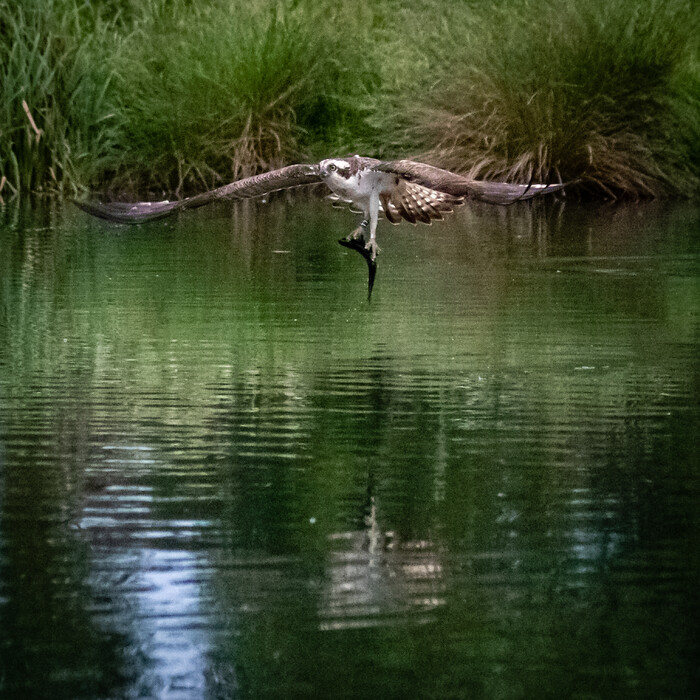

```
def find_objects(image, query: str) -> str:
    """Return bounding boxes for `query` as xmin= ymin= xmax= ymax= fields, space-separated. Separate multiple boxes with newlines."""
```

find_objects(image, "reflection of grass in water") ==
xmin=1 ymin=0 xmax=698 ymax=199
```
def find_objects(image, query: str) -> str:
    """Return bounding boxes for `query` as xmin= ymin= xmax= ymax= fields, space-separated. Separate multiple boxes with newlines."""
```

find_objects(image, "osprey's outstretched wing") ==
xmin=74 ymin=163 xmax=322 ymax=223
xmin=375 ymin=160 xmax=567 ymax=205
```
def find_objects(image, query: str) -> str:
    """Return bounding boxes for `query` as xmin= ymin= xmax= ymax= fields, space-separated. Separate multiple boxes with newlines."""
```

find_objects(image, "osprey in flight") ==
xmin=76 ymin=156 xmax=568 ymax=297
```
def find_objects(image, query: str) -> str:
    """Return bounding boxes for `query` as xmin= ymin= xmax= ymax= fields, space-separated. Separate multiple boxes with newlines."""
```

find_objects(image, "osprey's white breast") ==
xmin=319 ymin=158 xmax=396 ymax=208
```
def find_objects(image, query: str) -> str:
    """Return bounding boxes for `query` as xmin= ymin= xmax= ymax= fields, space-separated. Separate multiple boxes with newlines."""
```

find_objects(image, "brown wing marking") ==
xmin=385 ymin=181 xmax=462 ymax=226
xmin=75 ymin=163 xmax=321 ymax=224
xmin=379 ymin=193 xmax=402 ymax=223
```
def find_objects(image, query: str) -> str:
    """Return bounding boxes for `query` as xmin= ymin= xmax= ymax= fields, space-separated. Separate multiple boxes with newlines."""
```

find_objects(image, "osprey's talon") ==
xmin=345 ymin=219 xmax=369 ymax=242
xmin=365 ymin=238 xmax=379 ymax=261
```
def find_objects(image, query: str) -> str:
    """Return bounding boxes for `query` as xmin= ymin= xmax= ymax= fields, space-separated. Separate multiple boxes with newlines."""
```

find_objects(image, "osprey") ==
xmin=76 ymin=156 xmax=568 ymax=296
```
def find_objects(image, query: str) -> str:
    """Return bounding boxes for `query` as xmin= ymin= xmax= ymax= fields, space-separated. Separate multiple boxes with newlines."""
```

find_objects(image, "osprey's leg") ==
xmin=364 ymin=193 xmax=380 ymax=261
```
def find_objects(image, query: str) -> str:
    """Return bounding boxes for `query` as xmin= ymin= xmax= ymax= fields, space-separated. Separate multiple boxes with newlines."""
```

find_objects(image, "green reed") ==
xmin=105 ymin=0 xmax=374 ymax=195
xmin=1 ymin=0 xmax=698 ymax=199
xmin=376 ymin=0 xmax=700 ymax=198
xmin=0 ymin=0 xmax=120 ymax=197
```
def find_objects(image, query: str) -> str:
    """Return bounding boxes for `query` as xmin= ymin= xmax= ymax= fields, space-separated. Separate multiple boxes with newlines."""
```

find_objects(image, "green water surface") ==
xmin=0 ymin=197 xmax=698 ymax=699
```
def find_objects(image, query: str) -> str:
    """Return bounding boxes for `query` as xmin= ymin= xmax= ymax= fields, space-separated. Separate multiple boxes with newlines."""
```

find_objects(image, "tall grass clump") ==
xmin=0 ymin=0 xmax=121 ymax=196
xmin=3 ymin=0 xmax=698 ymax=200
xmin=379 ymin=0 xmax=700 ymax=198
xmin=109 ymin=0 xmax=376 ymax=196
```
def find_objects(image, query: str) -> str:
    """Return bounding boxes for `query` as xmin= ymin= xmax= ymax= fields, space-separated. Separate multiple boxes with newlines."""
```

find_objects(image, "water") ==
xmin=0 ymin=196 xmax=698 ymax=699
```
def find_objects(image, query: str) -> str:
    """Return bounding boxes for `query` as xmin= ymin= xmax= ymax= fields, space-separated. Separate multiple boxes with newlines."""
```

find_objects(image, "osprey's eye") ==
xmin=328 ymin=163 xmax=337 ymax=172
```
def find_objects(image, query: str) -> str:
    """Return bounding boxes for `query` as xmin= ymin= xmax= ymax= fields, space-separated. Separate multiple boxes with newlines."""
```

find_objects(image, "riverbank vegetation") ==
xmin=1 ymin=0 xmax=698 ymax=199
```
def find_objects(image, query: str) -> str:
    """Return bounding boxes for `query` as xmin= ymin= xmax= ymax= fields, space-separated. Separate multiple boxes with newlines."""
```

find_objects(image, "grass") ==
xmin=105 ymin=0 xmax=376 ymax=196
xmin=0 ymin=0 xmax=121 ymax=197
xmin=0 ymin=0 xmax=699 ymax=199
xmin=374 ymin=0 xmax=700 ymax=198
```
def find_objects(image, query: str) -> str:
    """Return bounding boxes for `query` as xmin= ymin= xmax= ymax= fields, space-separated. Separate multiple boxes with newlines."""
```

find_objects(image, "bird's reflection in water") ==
xmin=319 ymin=475 xmax=444 ymax=630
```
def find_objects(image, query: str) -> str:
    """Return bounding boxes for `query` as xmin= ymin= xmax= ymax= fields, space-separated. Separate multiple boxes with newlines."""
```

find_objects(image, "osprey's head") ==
xmin=319 ymin=156 xmax=360 ymax=182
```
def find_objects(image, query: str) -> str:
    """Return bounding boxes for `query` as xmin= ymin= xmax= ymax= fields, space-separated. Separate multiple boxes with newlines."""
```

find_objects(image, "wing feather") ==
xmin=375 ymin=159 xmax=568 ymax=204
xmin=75 ymin=163 xmax=321 ymax=223
xmin=379 ymin=193 xmax=402 ymax=224
xmin=385 ymin=181 xmax=462 ymax=226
